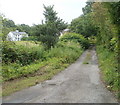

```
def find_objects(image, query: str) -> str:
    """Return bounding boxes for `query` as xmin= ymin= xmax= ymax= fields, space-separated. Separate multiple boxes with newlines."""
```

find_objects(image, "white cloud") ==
xmin=0 ymin=0 xmax=87 ymax=26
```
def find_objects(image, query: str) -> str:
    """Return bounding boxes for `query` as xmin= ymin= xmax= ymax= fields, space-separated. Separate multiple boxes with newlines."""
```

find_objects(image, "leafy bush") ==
xmin=46 ymin=41 xmax=83 ymax=63
xmin=59 ymin=32 xmax=90 ymax=49
xmin=2 ymin=61 xmax=46 ymax=81
xmin=2 ymin=41 xmax=45 ymax=65
xmin=97 ymin=45 xmax=119 ymax=95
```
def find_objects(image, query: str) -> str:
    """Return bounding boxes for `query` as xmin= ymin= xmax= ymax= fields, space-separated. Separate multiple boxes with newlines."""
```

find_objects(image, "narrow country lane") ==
xmin=3 ymin=48 xmax=118 ymax=103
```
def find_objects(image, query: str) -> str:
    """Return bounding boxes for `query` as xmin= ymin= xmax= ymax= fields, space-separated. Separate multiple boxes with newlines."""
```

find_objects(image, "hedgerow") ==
xmin=2 ymin=41 xmax=45 ymax=66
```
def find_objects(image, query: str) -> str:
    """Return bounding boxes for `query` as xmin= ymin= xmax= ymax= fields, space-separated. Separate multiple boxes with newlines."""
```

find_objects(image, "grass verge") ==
xmin=96 ymin=45 xmax=119 ymax=100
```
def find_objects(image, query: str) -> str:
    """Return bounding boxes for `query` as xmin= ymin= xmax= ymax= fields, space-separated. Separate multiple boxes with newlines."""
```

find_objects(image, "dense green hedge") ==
xmin=59 ymin=32 xmax=90 ymax=49
xmin=2 ymin=41 xmax=45 ymax=66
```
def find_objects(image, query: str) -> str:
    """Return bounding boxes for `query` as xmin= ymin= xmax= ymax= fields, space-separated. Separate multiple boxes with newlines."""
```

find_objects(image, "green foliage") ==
xmin=43 ymin=5 xmax=57 ymax=23
xmin=107 ymin=2 xmax=120 ymax=26
xmin=1 ymin=16 xmax=17 ymax=41
xmin=97 ymin=45 xmax=119 ymax=93
xmin=2 ymin=19 xmax=16 ymax=28
xmin=31 ymin=5 xmax=67 ymax=48
xmin=2 ymin=61 xmax=46 ymax=81
xmin=92 ymin=3 xmax=118 ymax=50
xmin=59 ymin=32 xmax=90 ymax=49
xmin=82 ymin=2 xmax=94 ymax=15
xmin=16 ymin=24 xmax=31 ymax=35
xmin=2 ymin=41 xmax=45 ymax=65
xmin=39 ymin=35 xmax=58 ymax=49
xmin=69 ymin=14 xmax=98 ymax=38
xmin=21 ymin=36 xmax=38 ymax=41
xmin=47 ymin=41 xmax=83 ymax=63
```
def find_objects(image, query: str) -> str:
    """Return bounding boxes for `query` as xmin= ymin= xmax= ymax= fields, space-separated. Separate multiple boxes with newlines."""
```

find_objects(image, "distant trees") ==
xmin=1 ymin=15 xmax=32 ymax=41
xmin=2 ymin=19 xmax=16 ymax=28
xmin=1 ymin=16 xmax=17 ymax=41
xmin=16 ymin=24 xmax=31 ymax=35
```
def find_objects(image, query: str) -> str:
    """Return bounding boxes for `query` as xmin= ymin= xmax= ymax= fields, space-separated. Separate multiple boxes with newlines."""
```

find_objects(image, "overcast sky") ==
xmin=0 ymin=0 xmax=87 ymax=26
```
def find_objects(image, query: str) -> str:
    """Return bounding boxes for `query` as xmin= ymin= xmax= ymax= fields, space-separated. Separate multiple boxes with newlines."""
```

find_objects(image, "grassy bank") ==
xmin=96 ymin=45 xmax=119 ymax=99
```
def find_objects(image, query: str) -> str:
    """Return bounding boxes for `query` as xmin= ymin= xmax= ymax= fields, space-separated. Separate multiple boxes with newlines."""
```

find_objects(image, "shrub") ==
xmin=46 ymin=41 xmax=83 ymax=63
xmin=2 ymin=41 xmax=45 ymax=65
xmin=59 ymin=32 xmax=90 ymax=49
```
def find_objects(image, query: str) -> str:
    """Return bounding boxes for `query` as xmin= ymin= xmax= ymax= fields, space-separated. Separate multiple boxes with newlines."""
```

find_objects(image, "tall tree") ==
xmin=82 ymin=2 xmax=94 ymax=15
xmin=34 ymin=5 xmax=67 ymax=48
xmin=43 ymin=5 xmax=57 ymax=23
xmin=70 ymin=14 xmax=98 ymax=38
xmin=43 ymin=5 xmax=67 ymax=36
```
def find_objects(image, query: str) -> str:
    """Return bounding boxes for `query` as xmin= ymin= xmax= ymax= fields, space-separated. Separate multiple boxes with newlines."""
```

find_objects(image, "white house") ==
xmin=7 ymin=30 xmax=28 ymax=41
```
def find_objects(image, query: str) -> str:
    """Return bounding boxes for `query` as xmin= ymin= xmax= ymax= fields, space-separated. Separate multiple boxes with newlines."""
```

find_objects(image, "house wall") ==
xmin=7 ymin=32 xmax=16 ymax=41
xmin=7 ymin=32 xmax=28 ymax=41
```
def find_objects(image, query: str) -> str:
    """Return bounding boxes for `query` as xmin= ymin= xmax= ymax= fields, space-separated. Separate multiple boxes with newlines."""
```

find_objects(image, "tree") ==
xmin=2 ymin=19 xmax=16 ymax=28
xmin=1 ymin=17 xmax=17 ymax=41
xmin=70 ymin=1 xmax=98 ymax=38
xmin=92 ymin=2 xmax=118 ymax=49
xmin=82 ymin=2 xmax=94 ymax=15
xmin=43 ymin=5 xmax=57 ymax=23
xmin=16 ymin=24 xmax=31 ymax=35
xmin=34 ymin=5 xmax=67 ymax=48
xmin=43 ymin=5 xmax=67 ymax=36
xmin=107 ymin=2 xmax=120 ymax=26
xmin=70 ymin=14 xmax=98 ymax=38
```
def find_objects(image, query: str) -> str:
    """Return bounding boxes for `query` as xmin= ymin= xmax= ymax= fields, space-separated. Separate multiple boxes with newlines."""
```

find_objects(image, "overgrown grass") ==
xmin=15 ymin=41 xmax=41 ymax=47
xmin=2 ymin=58 xmax=69 ymax=96
xmin=2 ymin=41 xmax=45 ymax=66
xmin=96 ymin=45 xmax=119 ymax=99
